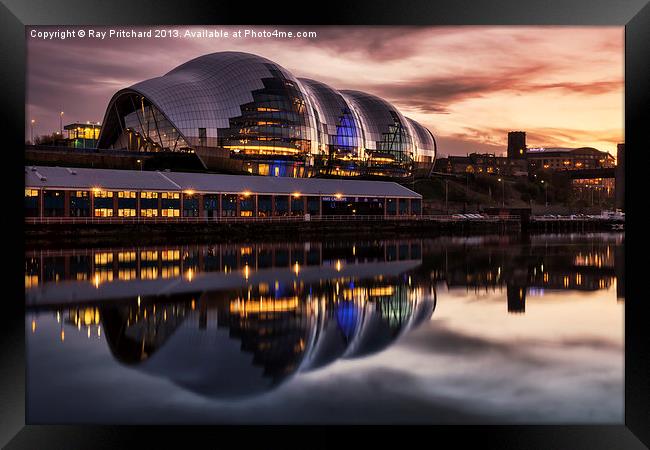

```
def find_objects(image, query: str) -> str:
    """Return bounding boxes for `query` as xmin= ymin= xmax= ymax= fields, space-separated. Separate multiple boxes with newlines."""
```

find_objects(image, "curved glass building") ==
xmin=98 ymin=51 xmax=436 ymax=178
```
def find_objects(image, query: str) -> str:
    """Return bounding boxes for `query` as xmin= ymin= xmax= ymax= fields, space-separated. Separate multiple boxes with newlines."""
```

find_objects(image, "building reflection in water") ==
xmin=26 ymin=233 xmax=623 ymax=398
xmin=35 ymin=277 xmax=435 ymax=399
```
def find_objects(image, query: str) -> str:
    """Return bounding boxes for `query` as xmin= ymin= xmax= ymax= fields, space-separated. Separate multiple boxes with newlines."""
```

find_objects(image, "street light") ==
xmin=60 ymin=111 xmax=64 ymax=136
xmin=497 ymin=178 xmax=505 ymax=207
xmin=541 ymin=180 xmax=548 ymax=207
xmin=445 ymin=179 xmax=449 ymax=213
xmin=30 ymin=119 xmax=35 ymax=144
xmin=136 ymin=159 xmax=143 ymax=171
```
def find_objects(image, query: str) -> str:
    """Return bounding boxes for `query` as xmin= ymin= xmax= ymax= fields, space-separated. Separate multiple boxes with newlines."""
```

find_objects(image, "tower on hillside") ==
xmin=507 ymin=131 xmax=527 ymax=159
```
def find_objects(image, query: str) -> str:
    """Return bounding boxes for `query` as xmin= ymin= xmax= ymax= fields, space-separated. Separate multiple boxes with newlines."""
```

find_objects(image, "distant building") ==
xmin=64 ymin=122 xmax=101 ymax=148
xmin=526 ymin=147 xmax=615 ymax=173
xmin=507 ymin=285 xmax=526 ymax=314
xmin=527 ymin=146 xmax=616 ymax=202
xmin=433 ymin=152 xmax=528 ymax=177
xmin=507 ymin=131 xmax=527 ymax=159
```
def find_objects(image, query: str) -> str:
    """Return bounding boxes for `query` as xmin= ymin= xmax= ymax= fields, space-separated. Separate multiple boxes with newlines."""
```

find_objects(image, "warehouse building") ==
xmin=25 ymin=166 xmax=422 ymax=219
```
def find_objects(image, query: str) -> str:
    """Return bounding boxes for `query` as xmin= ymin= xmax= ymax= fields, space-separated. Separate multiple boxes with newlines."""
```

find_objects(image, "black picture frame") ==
xmin=2 ymin=0 xmax=648 ymax=448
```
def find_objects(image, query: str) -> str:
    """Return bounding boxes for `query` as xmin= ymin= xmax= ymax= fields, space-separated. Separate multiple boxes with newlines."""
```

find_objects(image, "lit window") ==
xmin=140 ymin=209 xmax=158 ymax=217
xmin=118 ymin=209 xmax=136 ymax=217
xmin=94 ymin=208 xmax=113 ymax=217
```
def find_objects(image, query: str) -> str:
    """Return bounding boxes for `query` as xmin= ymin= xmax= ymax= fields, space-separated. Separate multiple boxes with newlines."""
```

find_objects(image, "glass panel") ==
xmin=290 ymin=196 xmax=304 ymax=216
xmin=274 ymin=196 xmax=289 ymax=216
xmin=222 ymin=194 xmax=237 ymax=217
xmin=257 ymin=195 xmax=272 ymax=217
xmin=239 ymin=195 xmax=255 ymax=217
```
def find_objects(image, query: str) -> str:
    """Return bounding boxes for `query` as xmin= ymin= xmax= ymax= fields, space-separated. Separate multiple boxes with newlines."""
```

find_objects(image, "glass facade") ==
xmin=97 ymin=52 xmax=435 ymax=178
xmin=340 ymin=91 xmax=415 ymax=177
xmin=405 ymin=118 xmax=437 ymax=165
xmin=300 ymin=79 xmax=364 ymax=176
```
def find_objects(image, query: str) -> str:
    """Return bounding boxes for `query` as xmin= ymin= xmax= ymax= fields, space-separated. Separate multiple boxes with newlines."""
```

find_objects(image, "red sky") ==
xmin=26 ymin=26 xmax=624 ymax=157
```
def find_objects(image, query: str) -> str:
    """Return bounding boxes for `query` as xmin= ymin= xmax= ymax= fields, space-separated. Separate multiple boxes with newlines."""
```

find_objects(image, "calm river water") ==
xmin=25 ymin=233 xmax=624 ymax=424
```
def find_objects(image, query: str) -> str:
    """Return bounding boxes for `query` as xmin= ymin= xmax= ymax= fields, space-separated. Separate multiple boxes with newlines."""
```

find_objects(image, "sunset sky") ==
xmin=26 ymin=26 xmax=624 ymax=157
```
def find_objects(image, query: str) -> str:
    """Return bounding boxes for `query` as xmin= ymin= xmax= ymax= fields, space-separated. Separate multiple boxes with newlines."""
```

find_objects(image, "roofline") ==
xmin=25 ymin=166 xmax=422 ymax=199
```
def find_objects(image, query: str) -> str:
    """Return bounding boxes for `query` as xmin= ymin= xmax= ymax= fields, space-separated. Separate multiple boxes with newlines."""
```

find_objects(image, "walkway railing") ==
xmin=25 ymin=214 xmax=521 ymax=225
xmin=530 ymin=216 xmax=624 ymax=222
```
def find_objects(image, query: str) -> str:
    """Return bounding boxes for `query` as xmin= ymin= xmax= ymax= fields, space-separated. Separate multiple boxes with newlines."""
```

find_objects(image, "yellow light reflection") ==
xmin=230 ymin=296 xmax=299 ymax=316
xmin=369 ymin=286 xmax=394 ymax=297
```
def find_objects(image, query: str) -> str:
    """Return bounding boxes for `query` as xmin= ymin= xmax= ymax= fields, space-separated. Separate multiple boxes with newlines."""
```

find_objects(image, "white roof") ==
xmin=25 ymin=166 xmax=421 ymax=198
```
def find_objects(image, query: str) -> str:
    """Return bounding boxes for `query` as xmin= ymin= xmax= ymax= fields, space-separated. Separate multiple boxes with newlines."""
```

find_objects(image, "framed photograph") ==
xmin=2 ymin=0 xmax=648 ymax=447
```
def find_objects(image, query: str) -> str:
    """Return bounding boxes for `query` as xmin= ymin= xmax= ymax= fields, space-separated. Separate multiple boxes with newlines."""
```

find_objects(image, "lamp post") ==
xmin=541 ymin=180 xmax=548 ymax=207
xmin=498 ymin=178 xmax=505 ymax=207
xmin=59 ymin=111 xmax=64 ymax=136
xmin=30 ymin=119 xmax=35 ymax=144
xmin=137 ymin=159 xmax=143 ymax=171
xmin=445 ymin=179 xmax=449 ymax=213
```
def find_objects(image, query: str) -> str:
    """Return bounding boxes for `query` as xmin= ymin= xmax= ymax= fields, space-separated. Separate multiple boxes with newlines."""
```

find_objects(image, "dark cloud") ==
xmin=397 ymin=320 xmax=548 ymax=367
xmin=305 ymin=26 xmax=457 ymax=62
xmin=369 ymin=70 xmax=621 ymax=115
xmin=433 ymin=135 xmax=504 ymax=157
